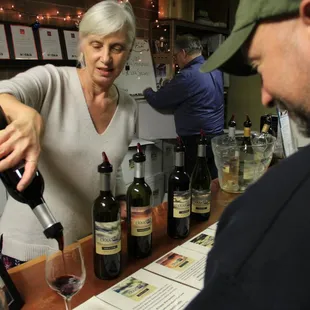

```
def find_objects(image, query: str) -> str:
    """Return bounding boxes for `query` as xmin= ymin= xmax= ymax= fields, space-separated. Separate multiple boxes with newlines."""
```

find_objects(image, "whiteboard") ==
xmin=114 ymin=39 xmax=157 ymax=96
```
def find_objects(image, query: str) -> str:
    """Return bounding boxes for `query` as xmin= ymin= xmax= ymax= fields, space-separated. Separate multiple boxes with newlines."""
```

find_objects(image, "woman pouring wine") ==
xmin=0 ymin=0 xmax=137 ymax=269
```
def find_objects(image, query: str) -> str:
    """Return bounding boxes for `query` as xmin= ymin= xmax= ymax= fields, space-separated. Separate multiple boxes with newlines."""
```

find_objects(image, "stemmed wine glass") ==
xmin=45 ymin=240 xmax=86 ymax=310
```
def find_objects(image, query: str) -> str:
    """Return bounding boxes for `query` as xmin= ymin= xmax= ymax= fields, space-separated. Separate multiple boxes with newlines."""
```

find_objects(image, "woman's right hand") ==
xmin=0 ymin=95 xmax=44 ymax=192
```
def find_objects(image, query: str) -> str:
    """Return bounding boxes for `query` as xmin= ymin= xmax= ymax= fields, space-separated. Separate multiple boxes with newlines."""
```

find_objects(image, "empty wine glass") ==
xmin=45 ymin=240 xmax=86 ymax=310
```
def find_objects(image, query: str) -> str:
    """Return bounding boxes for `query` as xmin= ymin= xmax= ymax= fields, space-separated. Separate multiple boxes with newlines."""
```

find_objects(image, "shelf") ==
xmin=151 ymin=18 xmax=230 ymax=35
xmin=153 ymin=53 xmax=172 ymax=64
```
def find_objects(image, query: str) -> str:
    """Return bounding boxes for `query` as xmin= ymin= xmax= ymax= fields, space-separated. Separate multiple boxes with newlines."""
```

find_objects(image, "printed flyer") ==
xmin=97 ymin=269 xmax=199 ymax=310
xmin=208 ymin=221 xmax=218 ymax=231
xmin=144 ymin=246 xmax=207 ymax=290
xmin=74 ymin=296 xmax=116 ymax=309
xmin=181 ymin=228 xmax=215 ymax=255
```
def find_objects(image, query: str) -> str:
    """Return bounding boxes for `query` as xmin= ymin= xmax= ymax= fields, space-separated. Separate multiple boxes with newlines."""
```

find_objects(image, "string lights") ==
xmin=0 ymin=4 xmax=84 ymax=28
xmin=0 ymin=0 xmax=159 ymax=29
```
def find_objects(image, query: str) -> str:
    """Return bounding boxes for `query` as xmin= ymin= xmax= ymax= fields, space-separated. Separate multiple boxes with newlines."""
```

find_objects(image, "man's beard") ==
xmin=277 ymin=100 xmax=310 ymax=137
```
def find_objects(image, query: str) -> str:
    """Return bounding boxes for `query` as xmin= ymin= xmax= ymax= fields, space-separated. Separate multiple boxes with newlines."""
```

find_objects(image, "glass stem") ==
xmin=64 ymin=298 xmax=72 ymax=310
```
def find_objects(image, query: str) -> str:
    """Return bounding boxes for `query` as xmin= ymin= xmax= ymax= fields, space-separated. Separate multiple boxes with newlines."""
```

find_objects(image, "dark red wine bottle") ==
xmin=0 ymin=106 xmax=63 ymax=247
xmin=127 ymin=143 xmax=152 ymax=258
xmin=190 ymin=130 xmax=211 ymax=221
xmin=167 ymin=137 xmax=190 ymax=238
xmin=93 ymin=152 xmax=121 ymax=279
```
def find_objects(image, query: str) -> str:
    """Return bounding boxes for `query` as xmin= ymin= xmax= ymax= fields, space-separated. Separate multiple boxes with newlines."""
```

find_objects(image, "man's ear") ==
xmin=181 ymin=49 xmax=187 ymax=58
xmin=300 ymin=0 xmax=310 ymax=25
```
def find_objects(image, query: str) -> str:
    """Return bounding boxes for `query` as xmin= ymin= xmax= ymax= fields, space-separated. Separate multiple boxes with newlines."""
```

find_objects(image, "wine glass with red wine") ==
xmin=45 ymin=240 xmax=86 ymax=310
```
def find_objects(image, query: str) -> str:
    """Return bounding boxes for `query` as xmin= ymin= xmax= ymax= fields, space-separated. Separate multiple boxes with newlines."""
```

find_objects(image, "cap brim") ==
xmin=200 ymin=23 xmax=257 ymax=76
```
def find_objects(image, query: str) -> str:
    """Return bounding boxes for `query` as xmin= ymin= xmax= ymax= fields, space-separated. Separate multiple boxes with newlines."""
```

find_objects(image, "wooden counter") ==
xmin=9 ymin=185 xmax=238 ymax=309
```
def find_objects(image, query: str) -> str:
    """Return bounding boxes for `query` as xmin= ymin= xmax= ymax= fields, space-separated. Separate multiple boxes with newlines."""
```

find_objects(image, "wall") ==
xmin=0 ymin=0 xmax=158 ymax=79
xmin=227 ymin=74 xmax=276 ymax=132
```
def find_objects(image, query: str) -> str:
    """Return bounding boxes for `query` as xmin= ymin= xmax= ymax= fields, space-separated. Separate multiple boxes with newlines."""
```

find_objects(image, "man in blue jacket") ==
xmin=187 ymin=0 xmax=310 ymax=309
xmin=143 ymin=35 xmax=224 ymax=178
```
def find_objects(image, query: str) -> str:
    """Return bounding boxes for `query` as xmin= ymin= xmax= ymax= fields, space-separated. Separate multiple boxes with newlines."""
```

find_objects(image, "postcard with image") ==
xmin=97 ymin=269 xmax=199 ymax=310
xmin=156 ymin=252 xmax=195 ymax=272
xmin=112 ymin=276 xmax=156 ymax=302
xmin=144 ymin=246 xmax=207 ymax=290
xmin=181 ymin=228 xmax=216 ymax=255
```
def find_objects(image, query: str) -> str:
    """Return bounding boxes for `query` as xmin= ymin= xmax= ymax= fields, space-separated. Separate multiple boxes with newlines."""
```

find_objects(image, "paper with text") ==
xmin=0 ymin=24 xmax=9 ymax=59
xmin=144 ymin=246 xmax=207 ymax=290
xmin=181 ymin=228 xmax=215 ymax=255
xmin=208 ymin=222 xmax=218 ymax=231
xmin=97 ymin=269 xmax=199 ymax=310
xmin=74 ymin=296 xmax=116 ymax=309
xmin=11 ymin=25 xmax=38 ymax=59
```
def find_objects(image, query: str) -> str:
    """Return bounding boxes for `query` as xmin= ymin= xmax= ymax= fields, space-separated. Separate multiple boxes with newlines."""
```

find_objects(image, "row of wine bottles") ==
xmin=93 ymin=130 xmax=212 ymax=280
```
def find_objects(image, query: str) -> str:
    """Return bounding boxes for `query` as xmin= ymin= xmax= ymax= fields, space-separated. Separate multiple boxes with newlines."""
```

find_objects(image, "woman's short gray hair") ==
xmin=78 ymin=0 xmax=136 ymax=66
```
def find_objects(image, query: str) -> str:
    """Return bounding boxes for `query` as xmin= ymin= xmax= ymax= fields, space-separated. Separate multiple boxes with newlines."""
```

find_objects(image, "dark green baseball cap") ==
xmin=200 ymin=0 xmax=301 ymax=76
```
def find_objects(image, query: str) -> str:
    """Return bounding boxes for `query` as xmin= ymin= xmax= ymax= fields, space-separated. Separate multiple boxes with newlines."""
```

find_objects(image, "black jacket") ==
xmin=187 ymin=144 xmax=310 ymax=310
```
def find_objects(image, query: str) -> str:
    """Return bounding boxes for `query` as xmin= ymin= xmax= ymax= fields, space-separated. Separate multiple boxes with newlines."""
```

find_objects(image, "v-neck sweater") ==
xmin=0 ymin=64 xmax=137 ymax=261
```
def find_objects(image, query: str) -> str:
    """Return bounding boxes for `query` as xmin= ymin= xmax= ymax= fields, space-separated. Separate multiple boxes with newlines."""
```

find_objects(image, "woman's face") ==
xmin=81 ymin=29 xmax=131 ymax=87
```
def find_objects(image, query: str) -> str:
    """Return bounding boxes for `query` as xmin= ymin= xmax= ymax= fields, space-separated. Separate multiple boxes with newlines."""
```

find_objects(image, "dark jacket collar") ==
xmin=183 ymin=55 xmax=205 ymax=70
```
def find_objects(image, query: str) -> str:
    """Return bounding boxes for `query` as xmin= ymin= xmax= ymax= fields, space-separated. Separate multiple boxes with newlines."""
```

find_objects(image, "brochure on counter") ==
xmin=180 ymin=228 xmax=215 ymax=255
xmin=96 ymin=269 xmax=200 ymax=310
xmin=207 ymin=221 xmax=218 ymax=231
xmin=74 ymin=296 xmax=116 ymax=309
xmin=144 ymin=246 xmax=207 ymax=290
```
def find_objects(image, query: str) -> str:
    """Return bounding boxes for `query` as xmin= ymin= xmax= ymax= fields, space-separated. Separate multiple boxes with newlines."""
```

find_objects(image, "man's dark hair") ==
xmin=175 ymin=34 xmax=203 ymax=56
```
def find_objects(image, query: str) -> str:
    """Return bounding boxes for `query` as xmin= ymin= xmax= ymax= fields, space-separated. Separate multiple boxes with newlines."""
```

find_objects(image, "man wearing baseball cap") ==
xmin=187 ymin=0 xmax=310 ymax=309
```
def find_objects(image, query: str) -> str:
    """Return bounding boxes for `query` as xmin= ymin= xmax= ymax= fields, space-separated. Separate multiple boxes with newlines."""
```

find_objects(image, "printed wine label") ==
xmin=156 ymin=252 xmax=195 ymax=272
xmin=112 ymin=277 xmax=156 ymax=302
xmin=223 ymin=164 xmax=230 ymax=173
xmin=131 ymin=206 xmax=152 ymax=237
xmin=173 ymin=190 xmax=190 ymax=218
xmin=243 ymin=160 xmax=255 ymax=180
xmin=191 ymin=189 xmax=211 ymax=214
xmin=95 ymin=220 xmax=121 ymax=255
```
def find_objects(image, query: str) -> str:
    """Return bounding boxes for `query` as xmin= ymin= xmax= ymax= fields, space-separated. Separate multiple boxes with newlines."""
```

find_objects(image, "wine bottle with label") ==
xmin=257 ymin=115 xmax=275 ymax=143
xmin=222 ymin=115 xmax=239 ymax=192
xmin=0 ymin=106 xmax=63 ymax=249
xmin=239 ymin=114 xmax=254 ymax=190
xmin=227 ymin=114 xmax=237 ymax=141
xmin=167 ymin=137 xmax=190 ymax=238
xmin=191 ymin=130 xmax=211 ymax=221
xmin=92 ymin=152 xmax=121 ymax=280
xmin=127 ymin=143 xmax=152 ymax=258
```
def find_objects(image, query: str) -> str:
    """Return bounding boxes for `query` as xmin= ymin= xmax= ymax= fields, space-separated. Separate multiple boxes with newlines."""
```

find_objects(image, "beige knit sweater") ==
xmin=0 ymin=64 xmax=136 ymax=261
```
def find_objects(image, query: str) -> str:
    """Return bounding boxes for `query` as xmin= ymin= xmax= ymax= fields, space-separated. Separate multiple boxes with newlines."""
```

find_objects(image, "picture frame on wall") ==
xmin=0 ymin=259 xmax=24 ymax=310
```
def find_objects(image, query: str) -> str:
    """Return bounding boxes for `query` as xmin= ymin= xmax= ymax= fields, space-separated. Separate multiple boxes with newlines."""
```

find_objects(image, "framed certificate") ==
xmin=10 ymin=25 xmax=38 ymax=60
xmin=63 ymin=30 xmax=79 ymax=60
xmin=39 ymin=28 xmax=63 ymax=60
xmin=0 ymin=24 xmax=10 ymax=59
